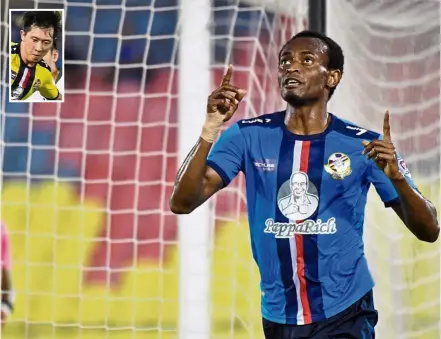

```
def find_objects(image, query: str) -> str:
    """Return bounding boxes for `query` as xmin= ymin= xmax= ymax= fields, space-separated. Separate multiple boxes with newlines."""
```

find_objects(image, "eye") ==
xmin=303 ymin=57 xmax=313 ymax=64
xmin=280 ymin=59 xmax=291 ymax=65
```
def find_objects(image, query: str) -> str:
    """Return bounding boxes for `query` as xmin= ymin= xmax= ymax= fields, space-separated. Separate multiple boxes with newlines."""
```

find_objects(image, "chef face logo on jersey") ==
xmin=277 ymin=171 xmax=319 ymax=220
xmin=324 ymin=153 xmax=352 ymax=180
xmin=264 ymin=171 xmax=337 ymax=238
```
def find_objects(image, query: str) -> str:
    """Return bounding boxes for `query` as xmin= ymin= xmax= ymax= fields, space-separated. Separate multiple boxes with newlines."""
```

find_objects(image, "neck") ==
xmin=19 ymin=42 xmax=37 ymax=67
xmin=284 ymin=100 xmax=329 ymax=135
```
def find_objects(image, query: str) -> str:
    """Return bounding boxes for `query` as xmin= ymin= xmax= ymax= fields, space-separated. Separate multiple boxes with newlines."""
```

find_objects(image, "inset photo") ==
xmin=9 ymin=9 xmax=64 ymax=102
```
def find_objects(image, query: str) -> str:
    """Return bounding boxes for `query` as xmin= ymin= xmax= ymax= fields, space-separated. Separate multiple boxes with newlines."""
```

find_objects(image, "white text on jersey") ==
xmin=264 ymin=218 xmax=337 ymax=237
xmin=346 ymin=125 xmax=367 ymax=136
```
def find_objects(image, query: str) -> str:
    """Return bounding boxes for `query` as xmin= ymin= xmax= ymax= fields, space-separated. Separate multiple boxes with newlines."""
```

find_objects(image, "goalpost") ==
xmin=178 ymin=0 xmax=211 ymax=338
xmin=0 ymin=1 xmax=439 ymax=339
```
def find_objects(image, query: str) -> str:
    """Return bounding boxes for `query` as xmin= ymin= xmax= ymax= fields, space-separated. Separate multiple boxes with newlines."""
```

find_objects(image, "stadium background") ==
xmin=0 ymin=0 xmax=439 ymax=338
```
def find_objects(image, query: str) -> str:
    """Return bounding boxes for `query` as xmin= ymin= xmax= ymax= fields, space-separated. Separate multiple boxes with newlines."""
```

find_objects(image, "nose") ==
xmin=34 ymin=41 xmax=43 ymax=52
xmin=286 ymin=62 xmax=301 ymax=74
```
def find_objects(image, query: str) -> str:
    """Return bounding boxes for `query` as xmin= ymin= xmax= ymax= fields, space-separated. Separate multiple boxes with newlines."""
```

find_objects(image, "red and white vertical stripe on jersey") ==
xmin=19 ymin=67 xmax=31 ymax=89
xmin=290 ymin=140 xmax=312 ymax=325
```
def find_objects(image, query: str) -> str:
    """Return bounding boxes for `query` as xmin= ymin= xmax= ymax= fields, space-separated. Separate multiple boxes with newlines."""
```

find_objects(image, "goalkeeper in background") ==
xmin=170 ymin=30 xmax=439 ymax=338
xmin=1 ymin=223 xmax=14 ymax=328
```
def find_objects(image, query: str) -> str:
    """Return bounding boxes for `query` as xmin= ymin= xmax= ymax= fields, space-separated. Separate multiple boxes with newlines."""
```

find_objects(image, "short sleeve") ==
xmin=206 ymin=123 xmax=245 ymax=187
xmin=39 ymin=71 xmax=59 ymax=100
xmin=366 ymin=152 xmax=419 ymax=207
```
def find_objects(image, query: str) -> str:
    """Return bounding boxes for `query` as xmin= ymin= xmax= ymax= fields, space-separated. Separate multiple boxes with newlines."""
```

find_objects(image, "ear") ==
xmin=327 ymin=69 xmax=341 ymax=89
xmin=20 ymin=29 xmax=25 ymax=41
xmin=53 ymin=49 xmax=59 ymax=63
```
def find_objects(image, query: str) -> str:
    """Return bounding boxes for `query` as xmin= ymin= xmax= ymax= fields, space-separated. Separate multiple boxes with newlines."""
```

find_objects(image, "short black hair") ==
xmin=279 ymin=30 xmax=344 ymax=100
xmin=22 ymin=11 xmax=62 ymax=43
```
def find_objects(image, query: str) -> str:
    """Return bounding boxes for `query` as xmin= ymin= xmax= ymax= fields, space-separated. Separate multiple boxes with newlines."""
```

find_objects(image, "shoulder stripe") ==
xmin=238 ymin=111 xmax=284 ymax=130
xmin=38 ymin=60 xmax=52 ymax=72
xmin=10 ymin=42 xmax=18 ymax=54
xmin=332 ymin=116 xmax=380 ymax=140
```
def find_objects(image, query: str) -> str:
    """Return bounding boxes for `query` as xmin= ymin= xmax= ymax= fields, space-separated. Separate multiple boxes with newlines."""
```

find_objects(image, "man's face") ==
xmin=278 ymin=37 xmax=330 ymax=105
xmin=291 ymin=173 xmax=307 ymax=197
xmin=20 ymin=25 xmax=54 ymax=63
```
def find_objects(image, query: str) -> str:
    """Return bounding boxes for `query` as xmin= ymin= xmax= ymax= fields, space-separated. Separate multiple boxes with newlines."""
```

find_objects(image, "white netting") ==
xmin=328 ymin=1 xmax=440 ymax=339
xmin=3 ymin=1 xmax=438 ymax=339
xmin=0 ymin=1 xmax=307 ymax=339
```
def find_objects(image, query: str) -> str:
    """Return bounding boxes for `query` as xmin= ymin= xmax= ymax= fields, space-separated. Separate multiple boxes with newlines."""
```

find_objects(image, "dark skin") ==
xmin=169 ymin=66 xmax=245 ymax=214
xmin=362 ymin=111 xmax=439 ymax=242
xmin=1 ymin=268 xmax=12 ymax=327
xmin=170 ymin=37 xmax=439 ymax=243
xmin=278 ymin=38 xmax=341 ymax=135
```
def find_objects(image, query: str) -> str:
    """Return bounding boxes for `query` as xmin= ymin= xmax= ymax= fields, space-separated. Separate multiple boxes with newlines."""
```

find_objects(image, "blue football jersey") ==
xmin=206 ymin=111 xmax=418 ymax=325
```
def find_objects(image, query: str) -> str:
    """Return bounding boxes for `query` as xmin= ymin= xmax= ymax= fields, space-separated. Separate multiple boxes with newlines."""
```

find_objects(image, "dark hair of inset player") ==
xmin=22 ymin=11 xmax=62 ymax=43
xmin=279 ymin=30 xmax=344 ymax=100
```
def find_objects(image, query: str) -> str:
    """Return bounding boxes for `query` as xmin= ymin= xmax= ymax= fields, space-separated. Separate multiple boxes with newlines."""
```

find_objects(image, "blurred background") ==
xmin=0 ymin=0 xmax=439 ymax=338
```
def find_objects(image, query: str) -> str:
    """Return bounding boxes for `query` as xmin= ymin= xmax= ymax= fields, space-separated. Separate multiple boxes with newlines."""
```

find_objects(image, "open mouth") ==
xmin=284 ymin=77 xmax=302 ymax=88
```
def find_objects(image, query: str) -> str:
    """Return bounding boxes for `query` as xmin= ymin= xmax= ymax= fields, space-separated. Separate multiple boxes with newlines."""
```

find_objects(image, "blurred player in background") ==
xmin=10 ymin=11 xmax=62 ymax=101
xmin=1 ymin=223 xmax=13 ymax=328
xmin=29 ymin=44 xmax=64 ymax=101
xmin=170 ymin=30 xmax=439 ymax=338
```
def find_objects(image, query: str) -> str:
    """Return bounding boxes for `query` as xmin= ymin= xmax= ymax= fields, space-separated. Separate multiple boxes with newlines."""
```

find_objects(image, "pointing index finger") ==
xmin=221 ymin=64 xmax=233 ymax=86
xmin=383 ymin=110 xmax=391 ymax=142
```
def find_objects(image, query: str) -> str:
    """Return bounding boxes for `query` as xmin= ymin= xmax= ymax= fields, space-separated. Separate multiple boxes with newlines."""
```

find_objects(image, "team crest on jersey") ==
xmin=33 ymin=79 xmax=41 ymax=92
xmin=264 ymin=171 xmax=337 ymax=237
xmin=11 ymin=86 xmax=24 ymax=100
xmin=11 ymin=71 xmax=17 ymax=80
xmin=324 ymin=153 xmax=352 ymax=180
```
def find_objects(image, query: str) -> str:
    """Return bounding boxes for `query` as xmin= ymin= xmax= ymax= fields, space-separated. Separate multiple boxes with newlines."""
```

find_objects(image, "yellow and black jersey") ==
xmin=10 ymin=42 xmax=60 ymax=101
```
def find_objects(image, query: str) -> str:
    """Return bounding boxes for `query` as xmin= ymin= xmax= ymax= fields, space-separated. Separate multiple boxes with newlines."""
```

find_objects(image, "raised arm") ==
xmin=170 ymin=65 xmax=246 ymax=214
xmin=362 ymin=111 xmax=439 ymax=243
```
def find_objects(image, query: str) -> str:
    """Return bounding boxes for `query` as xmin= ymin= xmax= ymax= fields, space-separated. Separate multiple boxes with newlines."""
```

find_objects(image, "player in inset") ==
xmin=1 ymin=223 xmax=14 ymax=328
xmin=170 ymin=30 xmax=439 ymax=338
xmin=29 ymin=44 xmax=64 ymax=101
xmin=10 ymin=11 xmax=63 ymax=101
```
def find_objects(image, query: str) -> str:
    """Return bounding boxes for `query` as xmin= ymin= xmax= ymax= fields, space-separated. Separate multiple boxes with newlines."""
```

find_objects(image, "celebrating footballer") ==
xmin=170 ymin=30 xmax=439 ymax=339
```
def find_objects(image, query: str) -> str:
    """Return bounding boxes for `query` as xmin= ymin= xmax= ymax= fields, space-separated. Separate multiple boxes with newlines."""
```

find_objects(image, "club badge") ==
xmin=11 ymin=86 xmax=24 ymax=100
xmin=33 ymin=79 xmax=41 ymax=92
xmin=324 ymin=153 xmax=352 ymax=180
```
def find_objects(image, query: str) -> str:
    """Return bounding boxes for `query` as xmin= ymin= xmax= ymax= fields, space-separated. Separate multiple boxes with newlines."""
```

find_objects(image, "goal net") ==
xmin=0 ymin=1 xmax=439 ymax=339
xmin=0 ymin=0 xmax=307 ymax=339
xmin=328 ymin=1 xmax=440 ymax=339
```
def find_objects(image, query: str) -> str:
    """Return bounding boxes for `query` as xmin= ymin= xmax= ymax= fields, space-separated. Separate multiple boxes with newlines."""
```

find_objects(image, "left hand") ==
xmin=361 ymin=110 xmax=404 ymax=181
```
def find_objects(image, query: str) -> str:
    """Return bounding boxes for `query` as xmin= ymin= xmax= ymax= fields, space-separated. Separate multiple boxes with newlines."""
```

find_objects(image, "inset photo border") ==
xmin=9 ymin=9 xmax=65 ymax=103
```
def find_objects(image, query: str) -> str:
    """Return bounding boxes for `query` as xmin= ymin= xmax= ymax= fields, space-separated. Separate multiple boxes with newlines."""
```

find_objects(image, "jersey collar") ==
xmin=280 ymin=110 xmax=336 ymax=140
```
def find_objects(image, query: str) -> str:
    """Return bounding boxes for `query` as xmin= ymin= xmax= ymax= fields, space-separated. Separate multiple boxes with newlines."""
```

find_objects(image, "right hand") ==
xmin=206 ymin=65 xmax=246 ymax=124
